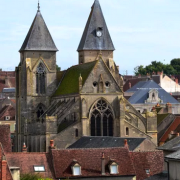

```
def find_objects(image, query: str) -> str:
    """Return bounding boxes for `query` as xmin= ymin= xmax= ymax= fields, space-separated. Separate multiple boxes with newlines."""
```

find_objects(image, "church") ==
xmin=15 ymin=0 xmax=157 ymax=152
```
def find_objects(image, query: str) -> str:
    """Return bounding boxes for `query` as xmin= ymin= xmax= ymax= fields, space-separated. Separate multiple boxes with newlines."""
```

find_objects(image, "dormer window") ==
xmin=145 ymin=169 xmax=150 ymax=175
xmin=109 ymin=161 xmax=119 ymax=174
xmin=34 ymin=165 xmax=45 ymax=172
xmin=71 ymin=161 xmax=81 ymax=176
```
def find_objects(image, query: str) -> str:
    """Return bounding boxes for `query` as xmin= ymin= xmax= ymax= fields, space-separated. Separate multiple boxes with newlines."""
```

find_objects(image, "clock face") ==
xmin=96 ymin=31 xmax=102 ymax=37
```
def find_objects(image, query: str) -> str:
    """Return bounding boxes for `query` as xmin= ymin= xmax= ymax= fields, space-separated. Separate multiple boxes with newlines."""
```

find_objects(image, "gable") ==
xmin=81 ymin=59 xmax=122 ymax=94
xmin=53 ymin=61 xmax=97 ymax=96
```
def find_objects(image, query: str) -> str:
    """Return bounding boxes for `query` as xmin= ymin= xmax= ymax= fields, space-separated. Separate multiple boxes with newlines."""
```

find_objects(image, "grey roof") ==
xmin=158 ymin=136 xmax=180 ymax=151
xmin=20 ymin=10 xmax=58 ymax=52
xmin=126 ymin=81 xmax=147 ymax=92
xmin=144 ymin=172 xmax=168 ymax=180
xmin=77 ymin=0 xmax=115 ymax=51
xmin=68 ymin=136 xmax=145 ymax=151
xmin=2 ymin=88 xmax=15 ymax=93
xmin=166 ymin=148 xmax=180 ymax=160
xmin=128 ymin=80 xmax=179 ymax=104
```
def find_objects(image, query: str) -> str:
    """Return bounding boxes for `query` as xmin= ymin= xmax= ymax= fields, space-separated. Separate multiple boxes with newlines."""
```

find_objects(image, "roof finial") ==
xmin=38 ymin=0 xmax=40 ymax=12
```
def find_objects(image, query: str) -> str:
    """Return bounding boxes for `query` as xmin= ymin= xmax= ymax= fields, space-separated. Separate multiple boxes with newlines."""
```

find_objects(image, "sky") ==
xmin=1 ymin=0 xmax=180 ymax=74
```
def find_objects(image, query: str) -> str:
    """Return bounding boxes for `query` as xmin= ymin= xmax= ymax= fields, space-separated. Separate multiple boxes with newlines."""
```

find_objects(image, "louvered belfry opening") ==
xmin=91 ymin=100 xmax=113 ymax=136
xmin=36 ymin=63 xmax=46 ymax=94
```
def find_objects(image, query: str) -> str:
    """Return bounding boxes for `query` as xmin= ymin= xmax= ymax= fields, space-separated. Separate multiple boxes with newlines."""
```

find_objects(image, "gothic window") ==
xmin=90 ymin=99 xmax=114 ymax=136
xmin=75 ymin=129 xmax=78 ymax=137
xmin=36 ymin=63 xmax=46 ymax=94
xmin=36 ymin=105 xmax=44 ymax=120
xmin=126 ymin=127 xmax=129 ymax=136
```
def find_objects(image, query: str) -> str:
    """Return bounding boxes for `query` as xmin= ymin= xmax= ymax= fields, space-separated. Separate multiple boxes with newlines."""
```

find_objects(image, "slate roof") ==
xmin=165 ymin=148 xmax=180 ymax=159
xmin=19 ymin=10 xmax=58 ymax=52
xmin=52 ymin=148 xmax=135 ymax=178
xmin=128 ymin=80 xmax=179 ymax=104
xmin=53 ymin=61 xmax=97 ymax=96
xmin=126 ymin=81 xmax=147 ymax=93
xmin=158 ymin=136 xmax=180 ymax=151
xmin=68 ymin=136 xmax=146 ymax=151
xmin=77 ymin=0 xmax=115 ymax=51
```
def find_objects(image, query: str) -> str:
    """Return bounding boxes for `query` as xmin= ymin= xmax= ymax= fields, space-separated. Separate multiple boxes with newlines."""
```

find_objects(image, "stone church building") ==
xmin=16 ymin=0 xmax=157 ymax=152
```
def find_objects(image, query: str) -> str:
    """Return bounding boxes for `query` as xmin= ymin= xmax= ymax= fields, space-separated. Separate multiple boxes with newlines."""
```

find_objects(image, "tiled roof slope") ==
xmin=0 ymin=125 xmax=12 ymax=152
xmin=77 ymin=0 xmax=115 ymax=51
xmin=158 ymin=136 xmax=180 ymax=151
xmin=0 ymin=105 xmax=15 ymax=120
xmin=131 ymin=151 xmax=164 ymax=180
xmin=0 ymin=143 xmax=13 ymax=180
xmin=52 ymin=148 xmax=135 ymax=178
xmin=68 ymin=136 xmax=146 ymax=151
xmin=53 ymin=61 xmax=97 ymax=96
xmin=159 ymin=116 xmax=180 ymax=143
xmin=19 ymin=10 xmax=58 ymax=52
xmin=128 ymin=80 xmax=179 ymax=104
xmin=126 ymin=81 xmax=147 ymax=92
xmin=6 ymin=152 xmax=55 ymax=179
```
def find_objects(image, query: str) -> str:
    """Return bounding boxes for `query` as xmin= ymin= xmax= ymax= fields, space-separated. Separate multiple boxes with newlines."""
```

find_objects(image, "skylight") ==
xmin=34 ymin=166 xmax=45 ymax=172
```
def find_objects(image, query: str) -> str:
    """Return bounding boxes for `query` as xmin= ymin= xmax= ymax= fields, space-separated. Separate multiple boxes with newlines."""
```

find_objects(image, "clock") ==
xmin=96 ymin=30 xmax=102 ymax=37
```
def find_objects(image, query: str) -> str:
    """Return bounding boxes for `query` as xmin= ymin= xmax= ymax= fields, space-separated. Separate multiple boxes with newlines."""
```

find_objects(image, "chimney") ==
xmin=2 ymin=155 xmax=7 ymax=180
xmin=50 ymin=140 xmax=55 ymax=149
xmin=129 ymin=82 xmax=131 ymax=89
xmin=166 ymin=102 xmax=172 ymax=113
xmin=124 ymin=139 xmax=129 ymax=149
xmin=101 ymin=152 xmax=105 ymax=175
xmin=175 ymin=78 xmax=179 ymax=84
xmin=22 ymin=143 xmax=27 ymax=152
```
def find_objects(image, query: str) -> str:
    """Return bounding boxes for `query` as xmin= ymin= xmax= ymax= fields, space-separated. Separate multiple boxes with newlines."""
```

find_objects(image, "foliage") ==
xmin=20 ymin=173 xmax=42 ymax=180
xmin=134 ymin=60 xmax=177 ymax=76
xmin=56 ymin=65 xmax=61 ymax=72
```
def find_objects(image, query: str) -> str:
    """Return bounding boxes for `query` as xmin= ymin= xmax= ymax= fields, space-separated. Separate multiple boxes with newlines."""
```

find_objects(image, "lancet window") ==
xmin=91 ymin=99 xmax=113 ymax=136
xmin=36 ymin=63 xmax=46 ymax=94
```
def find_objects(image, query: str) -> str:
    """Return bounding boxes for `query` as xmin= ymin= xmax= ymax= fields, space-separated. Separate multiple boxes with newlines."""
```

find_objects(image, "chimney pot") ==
xmin=124 ymin=139 xmax=129 ymax=149
xmin=101 ymin=152 xmax=105 ymax=175
xmin=22 ymin=142 xmax=27 ymax=152
xmin=50 ymin=140 xmax=55 ymax=149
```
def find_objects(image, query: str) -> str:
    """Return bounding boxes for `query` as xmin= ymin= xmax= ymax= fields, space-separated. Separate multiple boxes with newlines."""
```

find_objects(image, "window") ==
xmin=72 ymin=163 xmax=81 ymax=176
xmin=91 ymin=99 xmax=114 ymax=136
xmin=75 ymin=129 xmax=78 ymax=137
xmin=145 ymin=169 xmax=150 ymax=174
xmin=34 ymin=166 xmax=45 ymax=172
xmin=5 ymin=116 xmax=10 ymax=120
xmin=36 ymin=63 xmax=46 ymax=95
xmin=109 ymin=162 xmax=118 ymax=174
xmin=126 ymin=127 xmax=129 ymax=136
xmin=93 ymin=81 xmax=98 ymax=87
xmin=105 ymin=81 xmax=110 ymax=87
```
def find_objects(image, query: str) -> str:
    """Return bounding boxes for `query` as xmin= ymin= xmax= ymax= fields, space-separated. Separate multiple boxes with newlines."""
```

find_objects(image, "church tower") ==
xmin=77 ymin=0 xmax=115 ymax=65
xmin=15 ymin=3 xmax=58 ymax=152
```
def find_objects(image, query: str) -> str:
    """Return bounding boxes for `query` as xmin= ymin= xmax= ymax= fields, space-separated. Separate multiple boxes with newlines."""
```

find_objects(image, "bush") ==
xmin=20 ymin=173 xmax=42 ymax=180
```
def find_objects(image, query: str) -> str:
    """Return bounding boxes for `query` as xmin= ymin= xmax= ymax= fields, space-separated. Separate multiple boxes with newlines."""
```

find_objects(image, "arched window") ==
xmin=36 ymin=63 xmax=46 ymax=94
xmin=90 ymin=99 xmax=113 ymax=136
xmin=36 ymin=104 xmax=44 ymax=120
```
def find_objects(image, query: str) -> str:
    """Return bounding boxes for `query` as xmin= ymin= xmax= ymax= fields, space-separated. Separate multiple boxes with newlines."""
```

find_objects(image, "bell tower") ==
xmin=16 ymin=2 xmax=58 ymax=152
xmin=77 ymin=0 xmax=115 ymax=65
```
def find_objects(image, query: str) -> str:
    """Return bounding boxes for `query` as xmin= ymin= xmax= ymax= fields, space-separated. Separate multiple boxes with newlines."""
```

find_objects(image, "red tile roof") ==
xmin=159 ymin=116 xmax=180 ymax=143
xmin=51 ymin=148 xmax=135 ymax=178
xmin=0 ymin=125 xmax=12 ymax=152
xmin=131 ymin=151 xmax=164 ymax=180
xmin=5 ymin=152 xmax=55 ymax=179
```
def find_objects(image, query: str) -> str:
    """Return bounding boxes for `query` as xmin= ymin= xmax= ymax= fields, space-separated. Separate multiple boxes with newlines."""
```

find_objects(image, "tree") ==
xmin=134 ymin=60 xmax=177 ymax=76
xmin=56 ymin=65 xmax=61 ymax=72
xmin=171 ymin=58 xmax=180 ymax=74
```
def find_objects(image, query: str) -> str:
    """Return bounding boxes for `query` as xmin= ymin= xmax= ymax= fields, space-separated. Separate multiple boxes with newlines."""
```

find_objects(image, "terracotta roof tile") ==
xmin=0 ymin=105 xmax=15 ymax=120
xmin=52 ymin=148 xmax=135 ymax=178
xmin=0 ymin=125 xmax=12 ymax=152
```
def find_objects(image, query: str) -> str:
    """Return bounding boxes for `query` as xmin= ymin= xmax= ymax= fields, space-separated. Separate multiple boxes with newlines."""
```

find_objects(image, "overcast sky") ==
xmin=1 ymin=0 xmax=180 ymax=74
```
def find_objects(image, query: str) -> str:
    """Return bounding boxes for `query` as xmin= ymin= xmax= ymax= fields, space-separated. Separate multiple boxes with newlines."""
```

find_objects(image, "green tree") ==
xmin=134 ymin=61 xmax=177 ymax=76
xmin=171 ymin=58 xmax=180 ymax=74
xmin=56 ymin=65 xmax=61 ymax=72
xmin=20 ymin=173 xmax=42 ymax=180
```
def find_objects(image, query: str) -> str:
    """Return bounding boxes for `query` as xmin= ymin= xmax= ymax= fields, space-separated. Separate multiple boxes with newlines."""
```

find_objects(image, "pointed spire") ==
xmin=38 ymin=0 xmax=40 ymax=12
xmin=77 ymin=0 xmax=115 ymax=51
xmin=19 ymin=5 xmax=58 ymax=52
